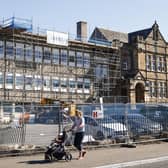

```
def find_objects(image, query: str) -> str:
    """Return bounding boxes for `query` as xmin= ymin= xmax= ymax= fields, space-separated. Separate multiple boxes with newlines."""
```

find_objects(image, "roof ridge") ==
xmin=98 ymin=27 xmax=127 ymax=35
xmin=129 ymin=27 xmax=152 ymax=34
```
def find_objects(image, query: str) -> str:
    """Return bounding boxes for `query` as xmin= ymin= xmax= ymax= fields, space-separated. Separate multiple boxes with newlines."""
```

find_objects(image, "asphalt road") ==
xmin=124 ymin=160 xmax=168 ymax=168
xmin=1 ymin=142 xmax=168 ymax=168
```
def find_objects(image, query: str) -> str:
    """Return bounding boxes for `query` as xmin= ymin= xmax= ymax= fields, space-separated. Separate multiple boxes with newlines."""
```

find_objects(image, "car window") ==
xmin=84 ymin=116 xmax=98 ymax=126
xmin=97 ymin=118 xmax=118 ymax=123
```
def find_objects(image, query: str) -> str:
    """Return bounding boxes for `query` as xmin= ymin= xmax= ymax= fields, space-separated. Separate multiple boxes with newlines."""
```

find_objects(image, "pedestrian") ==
xmin=70 ymin=109 xmax=86 ymax=160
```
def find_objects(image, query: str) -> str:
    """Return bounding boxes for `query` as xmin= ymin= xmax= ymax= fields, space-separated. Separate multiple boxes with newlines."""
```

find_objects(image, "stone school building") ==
xmin=0 ymin=17 xmax=168 ymax=105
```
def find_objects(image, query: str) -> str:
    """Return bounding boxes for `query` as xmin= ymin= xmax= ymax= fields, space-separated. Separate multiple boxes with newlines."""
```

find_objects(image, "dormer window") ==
xmin=122 ymin=61 xmax=128 ymax=70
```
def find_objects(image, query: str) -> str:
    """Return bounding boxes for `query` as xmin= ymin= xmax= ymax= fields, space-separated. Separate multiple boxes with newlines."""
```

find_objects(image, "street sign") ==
xmin=92 ymin=109 xmax=104 ymax=119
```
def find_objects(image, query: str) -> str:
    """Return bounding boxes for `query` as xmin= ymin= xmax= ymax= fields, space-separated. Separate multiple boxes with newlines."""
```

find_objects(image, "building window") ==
xmin=35 ymin=46 xmax=42 ymax=63
xmin=52 ymin=78 xmax=59 ymax=87
xmin=0 ymin=41 xmax=4 ymax=59
xmin=25 ymin=44 xmax=33 ymax=62
xmin=25 ymin=75 xmax=33 ymax=90
xmin=95 ymin=64 xmax=108 ymax=80
xmin=158 ymin=82 xmax=161 ymax=97
xmin=155 ymin=56 xmax=166 ymax=72
xmin=163 ymin=59 xmax=166 ymax=72
xmin=6 ymin=41 xmax=14 ymax=60
xmin=15 ymin=43 xmax=24 ymax=61
xmin=60 ymin=78 xmax=67 ymax=92
xmin=84 ymin=79 xmax=90 ymax=89
xmin=122 ymin=61 xmax=128 ymax=70
xmin=77 ymin=78 xmax=83 ymax=89
xmin=146 ymin=55 xmax=151 ymax=70
xmin=60 ymin=49 xmax=67 ymax=65
xmin=84 ymin=53 xmax=90 ymax=68
xmin=157 ymin=57 xmax=161 ymax=72
xmin=69 ymin=79 xmax=76 ymax=88
xmin=149 ymin=81 xmax=157 ymax=97
xmin=60 ymin=78 xmax=67 ymax=88
xmin=160 ymin=57 xmax=166 ymax=72
xmin=69 ymin=78 xmax=76 ymax=93
xmin=44 ymin=47 xmax=51 ymax=64
xmin=151 ymin=55 xmax=156 ymax=71
xmin=77 ymin=52 xmax=83 ymax=67
xmin=158 ymin=81 xmax=167 ymax=98
xmin=0 ymin=72 xmax=4 ymax=88
xmin=69 ymin=50 xmax=75 ymax=67
xmin=34 ymin=75 xmax=42 ymax=90
xmin=5 ymin=72 xmax=13 ymax=89
xmin=43 ymin=76 xmax=50 ymax=91
xmin=163 ymin=82 xmax=167 ymax=97
xmin=15 ymin=74 xmax=24 ymax=90
xmin=52 ymin=48 xmax=59 ymax=64
xmin=52 ymin=77 xmax=60 ymax=91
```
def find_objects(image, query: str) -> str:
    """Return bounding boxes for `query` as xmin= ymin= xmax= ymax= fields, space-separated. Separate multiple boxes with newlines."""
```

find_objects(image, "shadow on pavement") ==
xmin=18 ymin=160 xmax=53 ymax=164
xmin=18 ymin=157 xmax=77 ymax=165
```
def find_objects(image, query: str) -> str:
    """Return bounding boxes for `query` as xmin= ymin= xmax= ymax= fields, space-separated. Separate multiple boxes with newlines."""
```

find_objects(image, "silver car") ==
xmin=84 ymin=115 xmax=127 ymax=140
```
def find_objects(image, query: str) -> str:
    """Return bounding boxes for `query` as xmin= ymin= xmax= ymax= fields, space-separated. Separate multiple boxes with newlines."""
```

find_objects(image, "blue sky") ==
xmin=1 ymin=0 xmax=168 ymax=40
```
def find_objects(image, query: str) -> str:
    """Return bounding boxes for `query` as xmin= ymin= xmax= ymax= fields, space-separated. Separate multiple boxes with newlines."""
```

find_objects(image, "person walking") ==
xmin=70 ymin=109 xmax=86 ymax=160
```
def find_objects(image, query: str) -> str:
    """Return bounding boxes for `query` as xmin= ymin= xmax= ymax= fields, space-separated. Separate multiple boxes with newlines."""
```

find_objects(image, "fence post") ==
xmin=21 ymin=105 xmax=26 ymax=146
xmin=123 ymin=103 xmax=136 ymax=148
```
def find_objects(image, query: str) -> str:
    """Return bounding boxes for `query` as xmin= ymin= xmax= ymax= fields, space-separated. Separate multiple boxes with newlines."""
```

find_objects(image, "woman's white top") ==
xmin=74 ymin=116 xmax=85 ymax=133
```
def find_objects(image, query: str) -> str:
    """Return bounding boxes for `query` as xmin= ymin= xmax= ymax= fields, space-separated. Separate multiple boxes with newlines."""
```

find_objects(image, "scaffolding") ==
xmin=0 ymin=17 xmax=32 ymax=32
xmin=0 ymin=17 xmax=122 ymax=105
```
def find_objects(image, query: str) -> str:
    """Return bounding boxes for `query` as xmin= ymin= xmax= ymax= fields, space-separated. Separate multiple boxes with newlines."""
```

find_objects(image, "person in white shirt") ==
xmin=70 ymin=110 xmax=86 ymax=159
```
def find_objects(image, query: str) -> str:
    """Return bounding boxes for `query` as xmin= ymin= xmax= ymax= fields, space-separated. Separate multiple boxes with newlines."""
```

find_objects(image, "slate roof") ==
xmin=90 ymin=22 xmax=166 ymax=45
xmin=128 ymin=28 xmax=152 ymax=42
xmin=97 ymin=28 xmax=128 ymax=43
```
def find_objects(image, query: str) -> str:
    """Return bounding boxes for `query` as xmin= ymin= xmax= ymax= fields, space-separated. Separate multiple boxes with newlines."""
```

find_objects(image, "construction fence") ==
xmin=0 ymin=103 xmax=168 ymax=148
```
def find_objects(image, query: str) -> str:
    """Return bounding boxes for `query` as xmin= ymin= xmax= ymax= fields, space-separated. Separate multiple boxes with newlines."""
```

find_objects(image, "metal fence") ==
xmin=0 ymin=125 xmax=26 ymax=145
xmin=0 ymin=103 xmax=168 ymax=148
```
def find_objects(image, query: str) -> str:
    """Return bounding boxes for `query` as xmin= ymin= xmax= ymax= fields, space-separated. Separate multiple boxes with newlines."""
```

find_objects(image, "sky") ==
xmin=0 ymin=0 xmax=168 ymax=40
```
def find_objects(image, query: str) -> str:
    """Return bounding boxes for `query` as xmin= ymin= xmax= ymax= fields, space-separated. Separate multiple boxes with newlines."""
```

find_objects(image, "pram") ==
xmin=44 ymin=130 xmax=72 ymax=161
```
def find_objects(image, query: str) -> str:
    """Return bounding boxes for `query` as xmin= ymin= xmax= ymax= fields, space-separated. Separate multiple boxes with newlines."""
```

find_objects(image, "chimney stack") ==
xmin=77 ymin=21 xmax=87 ymax=41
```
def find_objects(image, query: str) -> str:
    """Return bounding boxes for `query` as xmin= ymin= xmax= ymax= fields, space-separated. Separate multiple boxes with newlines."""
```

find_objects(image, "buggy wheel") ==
xmin=44 ymin=154 xmax=52 ymax=162
xmin=65 ymin=153 xmax=72 ymax=161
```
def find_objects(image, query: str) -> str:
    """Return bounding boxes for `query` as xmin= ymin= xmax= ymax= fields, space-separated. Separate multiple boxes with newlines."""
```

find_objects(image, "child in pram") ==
xmin=44 ymin=130 xmax=72 ymax=161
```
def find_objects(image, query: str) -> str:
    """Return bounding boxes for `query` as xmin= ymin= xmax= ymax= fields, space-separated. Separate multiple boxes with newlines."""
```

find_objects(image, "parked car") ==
xmin=140 ymin=104 xmax=168 ymax=131
xmin=96 ymin=117 xmax=128 ymax=140
xmin=84 ymin=115 xmax=105 ymax=140
xmin=84 ymin=115 xmax=127 ymax=140
xmin=111 ymin=113 xmax=162 ymax=137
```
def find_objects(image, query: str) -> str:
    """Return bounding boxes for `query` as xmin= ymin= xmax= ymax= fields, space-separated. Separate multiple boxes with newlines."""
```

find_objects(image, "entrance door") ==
xmin=135 ymin=83 xmax=145 ymax=103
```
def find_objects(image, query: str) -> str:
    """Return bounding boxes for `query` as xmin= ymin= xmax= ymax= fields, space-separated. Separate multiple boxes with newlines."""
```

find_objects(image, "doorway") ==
xmin=135 ymin=83 xmax=145 ymax=103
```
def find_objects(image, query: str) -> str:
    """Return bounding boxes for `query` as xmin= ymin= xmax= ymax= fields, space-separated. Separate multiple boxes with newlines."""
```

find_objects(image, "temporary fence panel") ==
xmin=0 ymin=103 xmax=168 ymax=148
xmin=0 ymin=125 xmax=25 ymax=145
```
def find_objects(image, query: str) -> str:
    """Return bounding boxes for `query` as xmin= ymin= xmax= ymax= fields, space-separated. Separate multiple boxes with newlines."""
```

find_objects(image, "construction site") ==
xmin=0 ymin=17 xmax=122 ymax=106
xmin=0 ymin=17 xmax=168 ymax=149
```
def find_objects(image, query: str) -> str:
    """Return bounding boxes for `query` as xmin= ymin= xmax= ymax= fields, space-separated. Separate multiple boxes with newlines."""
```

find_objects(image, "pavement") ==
xmin=0 ymin=141 xmax=168 ymax=168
